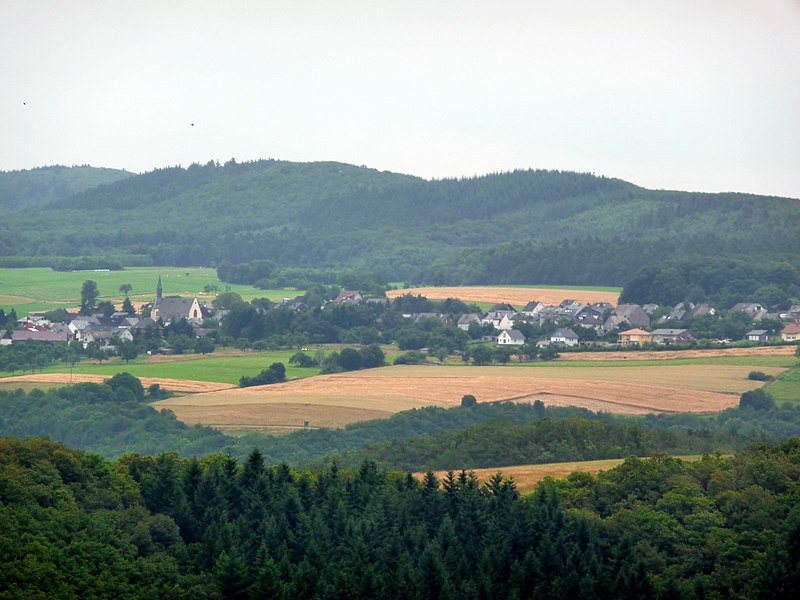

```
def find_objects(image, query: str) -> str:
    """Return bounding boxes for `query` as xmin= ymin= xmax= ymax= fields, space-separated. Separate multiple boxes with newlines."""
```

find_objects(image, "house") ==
xmin=642 ymin=304 xmax=660 ymax=315
xmin=731 ymin=302 xmax=767 ymax=319
xmin=745 ymin=329 xmax=770 ymax=342
xmin=690 ymin=304 xmax=717 ymax=318
xmin=457 ymin=313 xmax=481 ymax=331
xmin=521 ymin=300 xmax=545 ymax=316
xmin=484 ymin=303 xmax=517 ymax=321
xmin=497 ymin=329 xmax=526 ymax=346
xmin=614 ymin=304 xmax=650 ymax=328
xmin=8 ymin=329 xmax=71 ymax=344
xmin=659 ymin=302 xmax=693 ymax=323
xmin=590 ymin=302 xmax=615 ymax=314
xmin=650 ymin=328 xmax=695 ymax=345
xmin=495 ymin=314 xmax=532 ymax=329
xmin=333 ymin=290 xmax=364 ymax=305
xmin=618 ymin=328 xmax=653 ymax=346
xmin=575 ymin=314 xmax=605 ymax=332
xmin=781 ymin=323 xmax=800 ymax=342
xmin=550 ymin=328 xmax=579 ymax=347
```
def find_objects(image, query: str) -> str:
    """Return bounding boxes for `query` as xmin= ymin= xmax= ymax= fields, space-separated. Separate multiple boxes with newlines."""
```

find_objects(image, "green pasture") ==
xmin=766 ymin=365 xmax=800 ymax=405
xmin=30 ymin=350 xmax=320 ymax=385
xmin=0 ymin=267 xmax=301 ymax=315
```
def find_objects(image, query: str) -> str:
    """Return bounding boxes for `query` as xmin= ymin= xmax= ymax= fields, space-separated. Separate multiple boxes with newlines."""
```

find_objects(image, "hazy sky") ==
xmin=2 ymin=1 xmax=799 ymax=198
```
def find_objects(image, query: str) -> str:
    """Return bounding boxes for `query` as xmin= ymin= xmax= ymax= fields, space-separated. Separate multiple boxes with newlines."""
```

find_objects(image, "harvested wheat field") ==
xmin=1 ymin=373 xmax=235 ymax=394
xmin=387 ymin=286 xmax=620 ymax=307
xmin=419 ymin=455 xmax=706 ymax=495
xmin=152 ymin=363 xmax=783 ymax=430
xmin=558 ymin=345 xmax=797 ymax=361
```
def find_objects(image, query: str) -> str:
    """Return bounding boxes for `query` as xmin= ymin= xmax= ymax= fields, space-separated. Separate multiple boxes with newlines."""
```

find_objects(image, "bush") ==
xmin=239 ymin=362 xmax=287 ymax=388
xmin=747 ymin=371 xmax=774 ymax=382
xmin=461 ymin=394 xmax=478 ymax=408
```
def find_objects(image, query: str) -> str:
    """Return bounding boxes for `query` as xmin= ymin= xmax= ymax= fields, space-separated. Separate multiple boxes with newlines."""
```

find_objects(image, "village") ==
xmin=3 ymin=277 xmax=800 ymax=362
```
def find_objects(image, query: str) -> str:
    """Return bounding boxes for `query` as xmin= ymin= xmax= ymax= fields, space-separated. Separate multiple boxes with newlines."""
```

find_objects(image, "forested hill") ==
xmin=0 ymin=164 xmax=133 ymax=212
xmin=2 ymin=159 xmax=799 ymax=285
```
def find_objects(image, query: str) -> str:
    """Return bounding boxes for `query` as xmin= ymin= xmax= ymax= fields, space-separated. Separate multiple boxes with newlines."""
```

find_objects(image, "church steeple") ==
xmin=156 ymin=275 xmax=163 ymax=303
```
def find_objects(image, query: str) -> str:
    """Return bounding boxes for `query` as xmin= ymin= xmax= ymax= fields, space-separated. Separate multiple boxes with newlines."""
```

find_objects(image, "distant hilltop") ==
xmin=1 ymin=160 xmax=799 ymax=290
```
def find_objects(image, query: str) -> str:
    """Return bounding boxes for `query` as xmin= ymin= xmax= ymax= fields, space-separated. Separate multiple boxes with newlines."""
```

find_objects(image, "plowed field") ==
xmin=386 ymin=286 xmax=620 ymax=307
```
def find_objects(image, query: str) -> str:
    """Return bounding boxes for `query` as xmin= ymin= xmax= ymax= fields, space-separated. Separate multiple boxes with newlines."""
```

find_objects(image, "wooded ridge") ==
xmin=2 ymin=161 xmax=798 ymax=286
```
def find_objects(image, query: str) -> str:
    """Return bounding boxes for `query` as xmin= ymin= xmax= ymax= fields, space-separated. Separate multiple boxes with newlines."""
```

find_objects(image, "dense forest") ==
xmin=0 ymin=164 xmax=132 ymax=212
xmin=2 ymin=436 xmax=800 ymax=598
xmin=2 ymin=375 xmax=799 ymax=470
xmin=2 ymin=161 xmax=799 ymax=294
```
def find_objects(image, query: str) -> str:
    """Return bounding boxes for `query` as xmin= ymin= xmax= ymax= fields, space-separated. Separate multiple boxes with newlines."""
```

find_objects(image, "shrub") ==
xmin=747 ymin=371 xmax=774 ymax=382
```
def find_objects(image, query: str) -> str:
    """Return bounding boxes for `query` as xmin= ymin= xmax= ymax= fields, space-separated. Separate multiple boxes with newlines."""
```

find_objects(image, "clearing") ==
xmin=387 ymin=286 xmax=620 ymax=307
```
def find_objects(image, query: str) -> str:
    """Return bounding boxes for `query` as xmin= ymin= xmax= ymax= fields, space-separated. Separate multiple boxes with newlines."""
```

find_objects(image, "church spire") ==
xmin=156 ymin=275 xmax=163 ymax=303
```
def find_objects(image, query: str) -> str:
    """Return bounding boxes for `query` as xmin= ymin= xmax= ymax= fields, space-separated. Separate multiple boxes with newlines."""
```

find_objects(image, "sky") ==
xmin=2 ymin=0 xmax=799 ymax=198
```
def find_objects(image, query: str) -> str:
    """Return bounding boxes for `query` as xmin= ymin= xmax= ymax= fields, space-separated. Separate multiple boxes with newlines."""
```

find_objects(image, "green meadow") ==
xmin=766 ymin=365 xmax=800 ymax=405
xmin=0 ymin=266 xmax=300 ymax=315
xmin=32 ymin=350 xmax=320 ymax=385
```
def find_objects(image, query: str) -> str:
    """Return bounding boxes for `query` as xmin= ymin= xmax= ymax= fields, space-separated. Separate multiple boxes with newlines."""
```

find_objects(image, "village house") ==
xmin=745 ymin=329 xmax=770 ymax=342
xmin=617 ymin=328 xmax=653 ymax=346
xmin=483 ymin=303 xmax=517 ymax=322
xmin=497 ymin=329 xmax=526 ymax=346
xmin=614 ymin=304 xmax=650 ymax=329
xmin=456 ymin=313 xmax=481 ymax=331
xmin=332 ymin=290 xmax=364 ymax=305
xmin=781 ymin=323 xmax=800 ymax=342
xmin=731 ymin=302 xmax=767 ymax=320
xmin=549 ymin=328 xmax=579 ymax=347
xmin=650 ymin=328 xmax=695 ymax=345
xmin=521 ymin=300 xmax=545 ymax=316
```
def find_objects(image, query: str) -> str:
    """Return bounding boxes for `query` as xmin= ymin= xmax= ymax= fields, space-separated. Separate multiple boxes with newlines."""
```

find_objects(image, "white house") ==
xmin=550 ymin=328 xmax=579 ymax=346
xmin=497 ymin=329 xmax=526 ymax=346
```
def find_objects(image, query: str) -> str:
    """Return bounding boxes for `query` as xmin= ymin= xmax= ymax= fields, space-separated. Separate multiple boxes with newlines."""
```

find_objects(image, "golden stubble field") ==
xmin=417 ymin=455 xmax=708 ymax=495
xmin=152 ymin=363 xmax=786 ymax=431
xmin=386 ymin=286 xmax=620 ymax=307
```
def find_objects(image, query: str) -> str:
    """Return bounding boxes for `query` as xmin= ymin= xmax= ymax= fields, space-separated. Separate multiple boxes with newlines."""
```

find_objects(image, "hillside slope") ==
xmin=0 ymin=164 xmax=133 ymax=212
xmin=2 ymin=159 xmax=799 ymax=284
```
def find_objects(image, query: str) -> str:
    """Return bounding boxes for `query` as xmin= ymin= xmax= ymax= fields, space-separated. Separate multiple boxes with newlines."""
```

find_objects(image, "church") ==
xmin=150 ymin=276 xmax=203 ymax=324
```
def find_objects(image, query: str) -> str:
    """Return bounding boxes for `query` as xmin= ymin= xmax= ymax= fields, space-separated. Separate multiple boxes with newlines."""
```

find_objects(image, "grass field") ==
xmin=766 ymin=366 xmax=800 ymax=405
xmin=418 ymin=455 xmax=707 ymax=495
xmin=387 ymin=285 xmax=621 ymax=307
xmin=25 ymin=349 xmax=322 ymax=385
xmin=0 ymin=266 xmax=298 ymax=315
